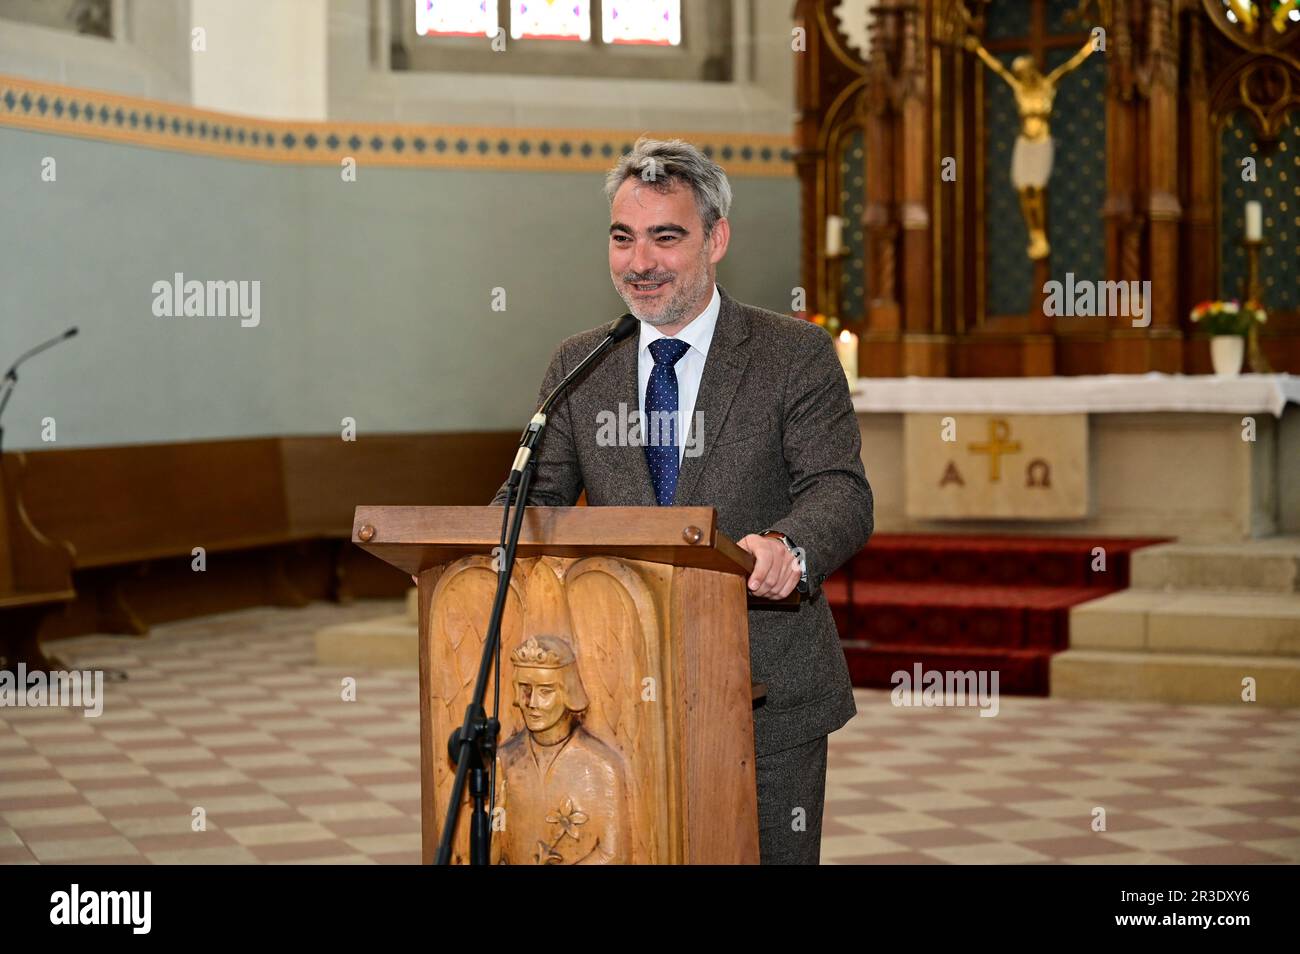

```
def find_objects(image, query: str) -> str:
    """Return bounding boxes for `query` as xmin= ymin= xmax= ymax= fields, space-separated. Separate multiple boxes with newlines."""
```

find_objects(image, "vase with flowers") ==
xmin=1189 ymin=299 xmax=1267 ymax=377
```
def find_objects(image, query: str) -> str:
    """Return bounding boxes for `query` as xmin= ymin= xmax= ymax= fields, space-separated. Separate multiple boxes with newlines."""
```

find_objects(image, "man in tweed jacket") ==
xmin=492 ymin=137 xmax=874 ymax=864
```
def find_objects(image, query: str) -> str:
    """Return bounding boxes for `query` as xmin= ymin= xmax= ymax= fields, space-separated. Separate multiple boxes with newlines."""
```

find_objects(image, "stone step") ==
xmin=406 ymin=587 xmax=418 ymax=623
xmin=1130 ymin=538 xmax=1300 ymax=593
xmin=1070 ymin=589 xmax=1300 ymax=656
xmin=315 ymin=615 xmax=417 ymax=669
xmin=1051 ymin=649 xmax=1300 ymax=707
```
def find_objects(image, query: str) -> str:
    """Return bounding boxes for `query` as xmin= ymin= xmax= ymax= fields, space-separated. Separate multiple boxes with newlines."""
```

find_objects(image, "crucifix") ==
xmin=961 ymin=0 xmax=1101 ymax=261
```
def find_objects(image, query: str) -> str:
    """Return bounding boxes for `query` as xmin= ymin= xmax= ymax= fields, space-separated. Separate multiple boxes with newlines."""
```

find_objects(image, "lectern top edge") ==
xmin=351 ymin=504 xmax=756 ymax=577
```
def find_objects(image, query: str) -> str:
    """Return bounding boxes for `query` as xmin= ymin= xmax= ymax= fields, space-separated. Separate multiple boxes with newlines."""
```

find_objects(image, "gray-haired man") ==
xmin=493 ymin=136 xmax=874 ymax=864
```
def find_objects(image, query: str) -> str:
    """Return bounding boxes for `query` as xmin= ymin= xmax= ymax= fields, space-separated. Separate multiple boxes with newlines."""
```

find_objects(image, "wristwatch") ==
xmin=761 ymin=529 xmax=809 ymax=594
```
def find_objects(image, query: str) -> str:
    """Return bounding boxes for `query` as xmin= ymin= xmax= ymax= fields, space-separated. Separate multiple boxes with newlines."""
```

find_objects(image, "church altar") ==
xmin=854 ymin=373 xmax=1300 ymax=416
xmin=852 ymin=373 xmax=1300 ymax=542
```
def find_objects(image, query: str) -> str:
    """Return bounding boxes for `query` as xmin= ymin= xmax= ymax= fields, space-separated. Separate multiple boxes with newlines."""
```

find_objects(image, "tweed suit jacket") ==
xmin=491 ymin=285 xmax=874 ymax=756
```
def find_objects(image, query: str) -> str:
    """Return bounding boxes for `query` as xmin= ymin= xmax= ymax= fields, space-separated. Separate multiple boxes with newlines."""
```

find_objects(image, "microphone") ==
xmin=0 ymin=327 xmax=80 ymax=454
xmin=508 ymin=313 xmax=637 ymax=484
xmin=435 ymin=312 xmax=639 ymax=865
xmin=606 ymin=312 xmax=639 ymax=344
xmin=4 ymin=326 xmax=78 ymax=380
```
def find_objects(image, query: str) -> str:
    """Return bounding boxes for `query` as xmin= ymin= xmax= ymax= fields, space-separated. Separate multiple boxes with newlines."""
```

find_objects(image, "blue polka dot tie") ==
xmin=645 ymin=337 xmax=691 ymax=507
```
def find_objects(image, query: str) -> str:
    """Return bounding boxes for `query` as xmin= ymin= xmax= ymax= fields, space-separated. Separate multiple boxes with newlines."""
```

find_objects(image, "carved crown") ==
xmin=511 ymin=635 xmax=576 ymax=670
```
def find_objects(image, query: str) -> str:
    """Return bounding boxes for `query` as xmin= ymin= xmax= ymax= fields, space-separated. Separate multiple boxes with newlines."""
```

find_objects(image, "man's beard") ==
xmin=615 ymin=256 xmax=711 ymax=327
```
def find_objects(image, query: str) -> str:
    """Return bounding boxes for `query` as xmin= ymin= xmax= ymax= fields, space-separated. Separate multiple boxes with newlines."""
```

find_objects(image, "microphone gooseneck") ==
xmin=434 ymin=312 xmax=637 ymax=866
xmin=0 ymin=327 xmax=80 ymax=455
xmin=510 ymin=314 xmax=637 ymax=482
xmin=4 ymin=326 xmax=79 ymax=380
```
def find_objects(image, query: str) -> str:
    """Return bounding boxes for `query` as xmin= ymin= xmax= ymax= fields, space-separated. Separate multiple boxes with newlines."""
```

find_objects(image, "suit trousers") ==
xmin=755 ymin=734 xmax=829 ymax=865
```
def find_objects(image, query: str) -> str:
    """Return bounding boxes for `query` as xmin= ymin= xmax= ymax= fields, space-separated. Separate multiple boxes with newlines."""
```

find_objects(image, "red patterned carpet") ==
xmin=826 ymin=534 xmax=1168 ymax=695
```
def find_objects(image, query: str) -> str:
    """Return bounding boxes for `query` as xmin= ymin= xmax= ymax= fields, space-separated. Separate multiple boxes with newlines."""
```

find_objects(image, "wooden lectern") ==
xmin=353 ymin=505 xmax=760 ymax=865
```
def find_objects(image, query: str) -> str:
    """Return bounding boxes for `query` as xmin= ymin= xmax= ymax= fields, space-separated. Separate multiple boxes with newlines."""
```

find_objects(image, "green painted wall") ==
xmin=0 ymin=127 xmax=799 ymax=449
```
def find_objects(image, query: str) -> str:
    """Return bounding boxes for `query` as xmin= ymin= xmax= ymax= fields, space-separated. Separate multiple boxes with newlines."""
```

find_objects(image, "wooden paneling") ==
xmin=281 ymin=432 xmax=519 ymax=535
xmin=19 ymin=438 xmax=289 ymax=567
xmin=670 ymin=564 xmax=761 ymax=864
xmin=4 ymin=432 xmax=520 ymax=643
xmin=1055 ymin=335 xmax=1111 ymax=376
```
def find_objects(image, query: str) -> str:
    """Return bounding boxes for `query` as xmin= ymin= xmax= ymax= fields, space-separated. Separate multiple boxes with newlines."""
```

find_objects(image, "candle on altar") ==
xmin=836 ymin=329 xmax=858 ymax=387
xmin=1245 ymin=201 xmax=1263 ymax=242
xmin=825 ymin=215 xmax=844 ymax=256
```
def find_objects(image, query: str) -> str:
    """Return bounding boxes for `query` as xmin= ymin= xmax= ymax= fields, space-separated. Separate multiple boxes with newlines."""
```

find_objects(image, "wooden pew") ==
xmin=0 ymin=452 xmax=76 ymax=671
xmin=13 ymin=432 xmax=518 ymax=642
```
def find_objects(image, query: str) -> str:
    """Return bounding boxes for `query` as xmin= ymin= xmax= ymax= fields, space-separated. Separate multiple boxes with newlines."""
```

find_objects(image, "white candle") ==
xmin=836 ymin=330 xmax=858 ymax=387
xmin=825 ymin=215 xmax=844 ymax=256
xmin=1245 ymin=201 xmax=1263 ymax=241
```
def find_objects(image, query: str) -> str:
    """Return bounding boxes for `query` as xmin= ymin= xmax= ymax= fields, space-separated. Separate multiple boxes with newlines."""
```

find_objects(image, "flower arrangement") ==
xmin=1188 ymin=298 xmax=1267 ymax=336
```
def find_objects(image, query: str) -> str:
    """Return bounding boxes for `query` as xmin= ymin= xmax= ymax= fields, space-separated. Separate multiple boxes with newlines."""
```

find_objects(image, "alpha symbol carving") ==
xmin=905 ymin=413 xmax=1087 ymax=519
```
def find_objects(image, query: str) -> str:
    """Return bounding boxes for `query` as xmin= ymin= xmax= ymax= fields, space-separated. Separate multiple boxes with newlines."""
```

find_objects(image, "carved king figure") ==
xmin=492 ymin=635 xmax=631 ymax=865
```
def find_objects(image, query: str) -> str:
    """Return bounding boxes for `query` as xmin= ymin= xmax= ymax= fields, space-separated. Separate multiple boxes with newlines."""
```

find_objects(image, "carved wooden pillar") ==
xmin=897 ymin=1 xmax=943 ymax=375
xmin=1100 ymin=0 xmax=1138 ymax=374
xmin=1143 ymin=0 xmax=1185 ymax=370
xmin=864 ymin=2 xmax=902 ymax=375
xmin=1103 ymin=0 xmax=1137 ymax=287
xmin=793 ymin=0 xmax=871 ymax=323
xmin=1182 ymin=9 xmax=1217 ymax=331
xmin=793 ymin=0 xmax=826 ymax=316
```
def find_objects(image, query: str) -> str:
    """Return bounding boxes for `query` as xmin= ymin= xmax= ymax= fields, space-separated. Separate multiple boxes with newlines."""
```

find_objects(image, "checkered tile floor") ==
xmin=2 ymin=602 xmax=1297 ymax=864
xmin=824 ymin=694 xmax=1300 ymax=864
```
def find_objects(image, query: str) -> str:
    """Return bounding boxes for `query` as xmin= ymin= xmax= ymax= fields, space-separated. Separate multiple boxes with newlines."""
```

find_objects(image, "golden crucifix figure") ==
xmin=964 ymin=32 xmax=1097 ymax=260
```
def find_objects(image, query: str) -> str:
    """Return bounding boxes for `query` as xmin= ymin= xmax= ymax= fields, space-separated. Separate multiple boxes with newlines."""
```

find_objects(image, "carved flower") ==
xmin=545 ymin=797 xmax=590 ymax=841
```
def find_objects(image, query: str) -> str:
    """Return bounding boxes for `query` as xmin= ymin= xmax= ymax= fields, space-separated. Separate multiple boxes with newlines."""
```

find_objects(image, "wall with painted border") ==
xmin=0 ymin=76 xmax=800 ymax=451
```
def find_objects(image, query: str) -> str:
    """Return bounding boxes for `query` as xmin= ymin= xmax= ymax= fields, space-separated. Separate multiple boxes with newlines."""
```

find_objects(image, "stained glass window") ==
xmin=511 ymin=0 xmax=592 ymax=41
xmin=416 ymin=0 xmax=498 ymax=38
xmin=414 ymin=0 xmax=692 ymax=46
xmin=602 ymin=1 xmax=682 ymax=46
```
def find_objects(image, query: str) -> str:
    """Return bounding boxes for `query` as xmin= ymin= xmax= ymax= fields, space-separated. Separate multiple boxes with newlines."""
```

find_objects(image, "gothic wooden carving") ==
xmin=425 ymin=554 xmax=678 ymax=864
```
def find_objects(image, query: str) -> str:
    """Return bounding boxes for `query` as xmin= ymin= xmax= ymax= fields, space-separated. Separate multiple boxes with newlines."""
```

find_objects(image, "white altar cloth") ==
xmin=852 ymin=373 xmax=1300 ymax=417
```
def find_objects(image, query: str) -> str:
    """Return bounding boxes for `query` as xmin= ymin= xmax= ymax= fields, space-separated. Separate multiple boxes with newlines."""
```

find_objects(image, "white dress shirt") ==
xmin=636 ymin=283 xmax=721 ymax=465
